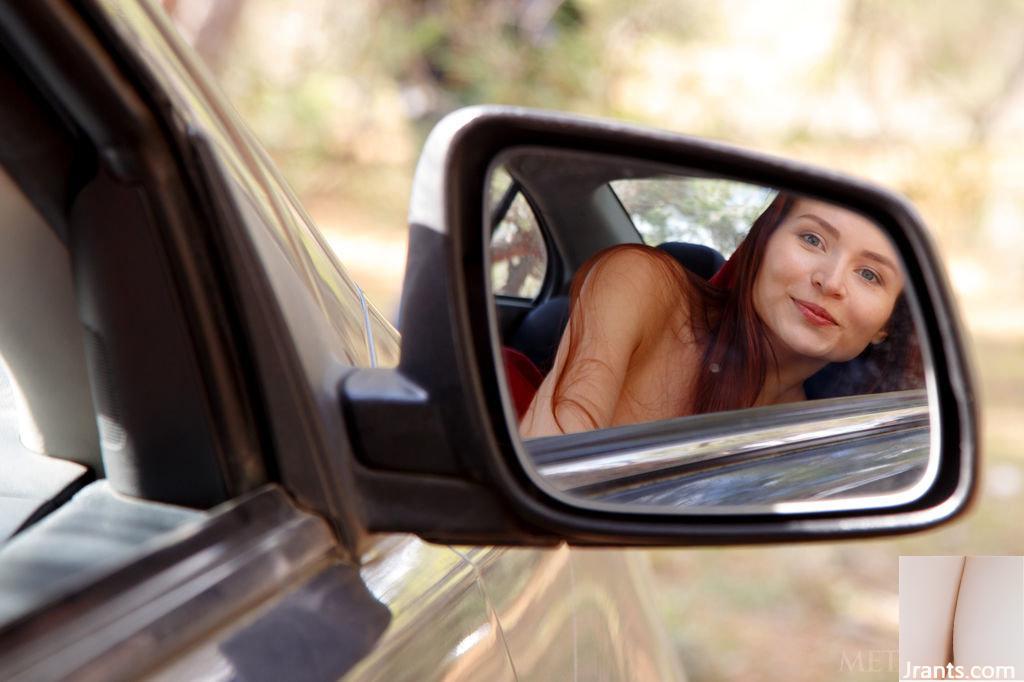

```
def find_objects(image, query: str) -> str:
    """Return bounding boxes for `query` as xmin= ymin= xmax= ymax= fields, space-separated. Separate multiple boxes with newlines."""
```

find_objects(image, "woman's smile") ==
xmin=792 ymin=297 xmax=838 ymax=327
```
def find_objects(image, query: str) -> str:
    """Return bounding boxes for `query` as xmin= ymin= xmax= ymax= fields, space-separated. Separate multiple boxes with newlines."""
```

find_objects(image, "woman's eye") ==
xmin=857 ymin=268 xmax=881 ymax=284
xmin=800 ymin=233 xmax=823 ymax=248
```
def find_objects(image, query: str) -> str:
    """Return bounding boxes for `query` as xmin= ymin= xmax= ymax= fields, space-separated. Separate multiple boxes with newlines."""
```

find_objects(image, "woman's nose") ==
xmin=812 ymin=266 xmax=844 ymax=296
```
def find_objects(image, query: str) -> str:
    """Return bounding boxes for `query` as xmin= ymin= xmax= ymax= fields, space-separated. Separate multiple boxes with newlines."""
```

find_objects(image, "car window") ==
xmin=489 ymin=167 xmax=548 ymax=300
xmin=367 ymin=306 xmax=400 ymax=369
xmin=610 ymin=177 xmax=775 ymax=256
xmin=285 ymin=197 xmax=373 ymax=367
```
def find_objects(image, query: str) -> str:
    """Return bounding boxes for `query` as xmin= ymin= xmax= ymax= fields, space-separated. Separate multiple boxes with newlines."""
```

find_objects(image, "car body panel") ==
xmin=0 ymin=484 xmax=512 ymax=681
xmin=341 ymin=538 xmax=517 ymax=682
xmin=150 ymin=532 xmax=518 ymax=682
xmin=570 ymin=549 xmax=687 ymax=681
xmin=466 ymin=545 xmax=686 ymax=680
xmin=463 ymin=546 xmax=578 ymax=678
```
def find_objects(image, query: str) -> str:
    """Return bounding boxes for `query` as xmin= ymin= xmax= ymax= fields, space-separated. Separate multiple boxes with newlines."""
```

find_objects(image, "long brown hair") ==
xmin=548 ymin=193 xmax=923 ymax=429
xmin=691 ymin=193 xmax=798 ymax=412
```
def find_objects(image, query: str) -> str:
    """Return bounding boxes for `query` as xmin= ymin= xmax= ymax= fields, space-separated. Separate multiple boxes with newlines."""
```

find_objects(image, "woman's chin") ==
xmin=774 ymin=336 xmax=843 ymax=365
xmin=767 ymin=325 xmax=860 ymax=366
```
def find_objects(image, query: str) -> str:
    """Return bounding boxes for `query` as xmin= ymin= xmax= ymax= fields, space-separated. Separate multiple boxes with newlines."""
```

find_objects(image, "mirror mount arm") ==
xmin=340 ymin=369 xmax=556 ymax=544
xmin=341 ymin=368 xmax=458 ymax=475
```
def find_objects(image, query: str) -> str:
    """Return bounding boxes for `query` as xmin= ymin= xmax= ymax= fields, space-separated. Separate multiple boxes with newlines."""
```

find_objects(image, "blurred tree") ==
xmin=491 ymin=189 xmax=548 ymax=299
xmin=834 ymin=0 xmax=1024 ymax=144
xmin=375 ymin=0 xmax=598 ymax=137
xmin=162 ymin=0 xmax=1024 ymax=317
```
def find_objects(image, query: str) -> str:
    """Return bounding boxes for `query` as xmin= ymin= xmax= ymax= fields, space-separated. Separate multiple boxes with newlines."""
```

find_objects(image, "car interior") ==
xmin=0 ymin=162 xmax=206 ymax=626
xmin=493 ymin=150 xmax=925 ymax=409
xmin=491 ymin=148 xmax=934 ymax=511
xmin=492 ymin=153 xmax=728 ymax=377
xmin=0 ymin=45 xmax=219 ymax=628
xmin=0 ymin=167 xmax=99 ymax=539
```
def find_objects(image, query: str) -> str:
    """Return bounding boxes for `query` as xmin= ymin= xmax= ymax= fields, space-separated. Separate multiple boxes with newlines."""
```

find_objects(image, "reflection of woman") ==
xmin=520 ymin=193 xmax=923 ymax=438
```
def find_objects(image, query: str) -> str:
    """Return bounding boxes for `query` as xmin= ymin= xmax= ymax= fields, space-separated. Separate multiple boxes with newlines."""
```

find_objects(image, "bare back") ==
xmin=520 ymin=247 xmax=707 ymax=438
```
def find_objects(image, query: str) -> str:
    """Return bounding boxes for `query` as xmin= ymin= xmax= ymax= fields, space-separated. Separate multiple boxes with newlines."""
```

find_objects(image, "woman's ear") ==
xmin=871 ymin=329 xmax=888 ymax=345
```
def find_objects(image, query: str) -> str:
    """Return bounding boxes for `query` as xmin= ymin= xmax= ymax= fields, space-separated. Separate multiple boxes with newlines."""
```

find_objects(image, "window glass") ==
xmin=611 ymin=177 xmax=775 ymax=256
xmin=283 ymin=193 xmax=373 ymax=367
xmin=490 ymin=188 xmax=548 ymax=300
xmin=489 ymin=166 xmax=514 ymax=206
xmin=368 ymin=306 xmax=400 ymax=369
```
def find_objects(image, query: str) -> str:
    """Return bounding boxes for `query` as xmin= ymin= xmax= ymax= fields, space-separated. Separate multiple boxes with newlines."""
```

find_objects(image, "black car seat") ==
xmin=508 ymin=242 xmax=725 ymax=374
xmin=656 ymin=242 xmax=726 ymax=282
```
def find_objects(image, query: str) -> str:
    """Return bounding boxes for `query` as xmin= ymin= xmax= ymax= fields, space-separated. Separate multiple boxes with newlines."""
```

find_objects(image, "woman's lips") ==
xmin=792 ymin=298 xmax=838 ymax=327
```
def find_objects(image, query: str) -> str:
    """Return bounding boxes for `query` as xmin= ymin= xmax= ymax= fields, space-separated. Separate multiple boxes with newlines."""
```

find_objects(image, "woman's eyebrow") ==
xmin=799 ymin=214 xmax=840 ymax=239
xmin=862 ymin=250 xmax=898 ymax=274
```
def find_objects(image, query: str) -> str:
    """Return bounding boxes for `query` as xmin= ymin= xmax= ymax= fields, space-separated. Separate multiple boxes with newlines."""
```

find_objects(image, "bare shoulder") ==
xmin=578 ymin=245 xmax=694 ymax=323
xmin=581 ymin=245 xmax=688 ymax=293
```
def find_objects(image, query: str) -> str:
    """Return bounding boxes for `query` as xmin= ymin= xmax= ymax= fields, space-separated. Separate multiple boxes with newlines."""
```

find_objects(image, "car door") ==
xmin=463 ymin=545 xmax=684 ymax=680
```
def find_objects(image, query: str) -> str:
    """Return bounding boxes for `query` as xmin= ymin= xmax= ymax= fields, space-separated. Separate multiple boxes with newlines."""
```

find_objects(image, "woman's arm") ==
xmin=519 ymin=248 xmax=676 ymax=438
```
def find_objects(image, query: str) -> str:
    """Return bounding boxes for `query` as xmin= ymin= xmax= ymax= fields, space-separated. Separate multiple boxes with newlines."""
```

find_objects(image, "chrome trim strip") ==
xmin=537 ymin=396 xmax=929 ymax=491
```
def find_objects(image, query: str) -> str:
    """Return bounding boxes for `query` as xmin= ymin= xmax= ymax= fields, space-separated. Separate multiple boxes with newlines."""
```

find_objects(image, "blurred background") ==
xmin=162 ymin=1 xmax=1024 ymax=679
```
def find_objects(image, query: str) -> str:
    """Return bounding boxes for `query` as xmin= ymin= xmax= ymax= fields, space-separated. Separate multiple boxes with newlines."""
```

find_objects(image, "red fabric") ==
xmin=502 ymin=347 xmax=544 ymax=419
xmin=708 ymin=257 xmax=735 ymax=289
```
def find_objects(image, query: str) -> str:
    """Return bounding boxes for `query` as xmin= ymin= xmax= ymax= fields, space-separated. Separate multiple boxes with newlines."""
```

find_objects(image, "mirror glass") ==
xmin=488 ymin=148 xmax=935 ymax=513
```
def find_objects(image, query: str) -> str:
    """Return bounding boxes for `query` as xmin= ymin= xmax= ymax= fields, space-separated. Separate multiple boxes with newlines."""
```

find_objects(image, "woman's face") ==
xmin=753 ymin=198 xmax=904 ymax=366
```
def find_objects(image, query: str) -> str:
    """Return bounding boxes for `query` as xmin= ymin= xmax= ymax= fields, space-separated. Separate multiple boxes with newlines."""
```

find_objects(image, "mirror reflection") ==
xmin=490 ymin=149 xmax=932 ymax=510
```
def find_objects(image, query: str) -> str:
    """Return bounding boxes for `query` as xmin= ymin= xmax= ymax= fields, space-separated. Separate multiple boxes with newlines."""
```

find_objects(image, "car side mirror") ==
xmin=341 ymin=106 xmax=977 ymax=546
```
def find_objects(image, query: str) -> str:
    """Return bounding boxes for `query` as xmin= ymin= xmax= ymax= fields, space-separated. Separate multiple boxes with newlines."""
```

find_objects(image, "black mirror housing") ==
xmin=342 ymin=106 xmax=978 ymax=546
